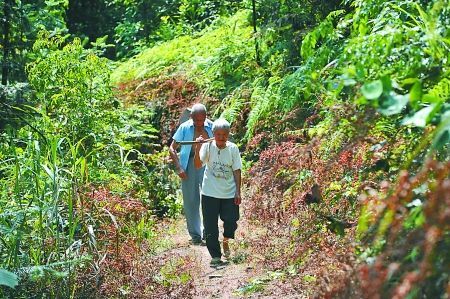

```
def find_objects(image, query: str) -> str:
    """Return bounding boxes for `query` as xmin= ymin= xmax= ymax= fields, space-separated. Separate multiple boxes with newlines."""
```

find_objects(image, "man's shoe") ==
xmin=190 ymin=239 xmax=206 ymax=246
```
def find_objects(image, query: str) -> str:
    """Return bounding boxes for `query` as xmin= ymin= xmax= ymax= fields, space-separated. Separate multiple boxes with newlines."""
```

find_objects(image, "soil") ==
xmin=167 ymin=218 xmax=262 ymax=299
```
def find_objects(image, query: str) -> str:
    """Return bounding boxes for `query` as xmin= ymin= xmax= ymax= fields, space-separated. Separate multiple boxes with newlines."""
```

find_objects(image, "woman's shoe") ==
xmin=210 ymin=257 xmax=229 ymax=268
xmin=223 ymin=239 xmax=230 ymax=258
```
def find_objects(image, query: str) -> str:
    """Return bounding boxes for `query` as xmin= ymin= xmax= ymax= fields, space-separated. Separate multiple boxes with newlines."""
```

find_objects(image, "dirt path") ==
xmin=166 ymin=218 xmax=262 ymax=298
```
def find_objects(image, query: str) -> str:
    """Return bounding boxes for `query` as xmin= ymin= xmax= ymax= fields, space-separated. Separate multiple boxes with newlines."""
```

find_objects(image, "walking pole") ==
xmin=177 ymin=137 xmax=215 ymax=145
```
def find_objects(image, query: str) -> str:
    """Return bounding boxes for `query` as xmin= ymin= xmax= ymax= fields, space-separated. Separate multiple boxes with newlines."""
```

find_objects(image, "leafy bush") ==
xmin=143 ymin=148 xmax=182 ymax=218
xmin=27 ymin=32 xmax=116 ymax=146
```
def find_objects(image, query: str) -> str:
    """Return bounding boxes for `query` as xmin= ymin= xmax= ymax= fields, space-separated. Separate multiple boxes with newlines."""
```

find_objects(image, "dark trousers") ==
xmin=202 ymin=194 xmax=240 ymax=258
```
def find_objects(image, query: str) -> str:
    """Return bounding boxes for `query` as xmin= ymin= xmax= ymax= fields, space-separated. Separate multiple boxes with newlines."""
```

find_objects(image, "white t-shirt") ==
xmin=200 ymin=141 xmax=242 ymax=199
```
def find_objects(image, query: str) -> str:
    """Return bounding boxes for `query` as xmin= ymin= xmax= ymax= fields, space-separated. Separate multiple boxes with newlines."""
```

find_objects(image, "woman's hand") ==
xmin=233 ymin=169 xmax=242 ymax=205
xmin=194 ymin=136 xmax=205 ymax=169
xmin=234 ymin=192 xmax=241 ymax=205
xmin=195 ymin=136 xmax=204 ymax=150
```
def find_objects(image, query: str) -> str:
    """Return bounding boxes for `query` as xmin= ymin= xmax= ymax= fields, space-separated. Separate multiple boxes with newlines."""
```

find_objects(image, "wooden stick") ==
xmin=177 ymin=137 xmax=215 ymax=145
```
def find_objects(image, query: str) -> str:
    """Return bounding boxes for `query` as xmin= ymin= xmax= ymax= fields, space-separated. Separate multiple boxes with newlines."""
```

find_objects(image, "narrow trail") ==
xmin=165 ymin=217 xmax=263 ymax=298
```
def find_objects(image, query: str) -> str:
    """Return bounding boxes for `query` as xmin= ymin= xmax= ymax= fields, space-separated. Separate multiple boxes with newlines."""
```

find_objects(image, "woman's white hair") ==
xmin=190 ymin=103 xmax=207 ymax=115
xmin=213 ymin=118 xmax=230 ymax=132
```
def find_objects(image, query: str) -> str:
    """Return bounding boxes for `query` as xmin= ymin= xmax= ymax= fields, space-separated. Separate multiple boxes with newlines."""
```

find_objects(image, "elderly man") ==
xmin=169 ymin=103 xmax=213 ymax=245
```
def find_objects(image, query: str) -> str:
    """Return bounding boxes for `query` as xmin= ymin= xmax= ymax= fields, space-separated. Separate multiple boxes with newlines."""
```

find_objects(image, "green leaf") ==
xmin=404 ymin=205 xmax=425 ymax=229
xmin=378 ymin=92 xmax=409 ymax=116
xmin=0 ymin=269 xmax=19 ymax=289
xmin=343 ymin=78 xmax=357 ymax=86
xmin=356 ymin=96 xmax=368 ymax=105
xmin=361 ymin=80 xmax=383 ymax=99
xmin=404 ymin=246 xmax=421 ymax=263
xmin=303 ymin=274 xmax=317 ymax=282
xmin=402 ymin=78 xmax=419 ymax=85
xmin=402 ymin=105 xmax=436 ymax=127
xmin=409 ymin=81 xmax=423 ymax=110
xmin=432 ymin=110 xmax=450 ymax=149
xmin=357 ymin=205 xmax=371 ymax=238
xmin=340 ymin=74 xmax=357 ymax=86
xmin=380 ymin=75 xmax=392 ymax=92
xmin=422 ymin=94 xmax=442 ymax=103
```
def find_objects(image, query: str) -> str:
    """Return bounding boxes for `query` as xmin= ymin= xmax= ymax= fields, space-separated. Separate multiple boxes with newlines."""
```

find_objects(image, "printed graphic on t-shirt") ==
xmin=211 ymin=161 xmax=232 ymax=179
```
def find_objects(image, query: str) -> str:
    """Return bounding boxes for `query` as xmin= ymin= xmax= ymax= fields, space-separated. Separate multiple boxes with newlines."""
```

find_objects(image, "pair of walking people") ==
xmin=169 ymin=103 xmax=242 ymax=266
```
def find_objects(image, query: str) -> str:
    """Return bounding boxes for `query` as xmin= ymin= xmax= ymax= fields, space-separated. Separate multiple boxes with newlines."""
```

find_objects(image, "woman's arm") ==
xmin=233 ymin=169 xmax=241 ymax=205
xmin=194 ymin=136 xmax=204 ymax=169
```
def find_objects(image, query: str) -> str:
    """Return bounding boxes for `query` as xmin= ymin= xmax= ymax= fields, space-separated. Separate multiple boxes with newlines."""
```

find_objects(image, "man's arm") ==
xmin=169 ymin=140 xmax=187 ymax=180
xmin=233 ymin=169 xmax=241 ymax=205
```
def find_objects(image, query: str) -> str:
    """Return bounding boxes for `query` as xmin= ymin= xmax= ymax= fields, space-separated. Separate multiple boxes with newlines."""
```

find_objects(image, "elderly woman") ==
xmin=194 ymin=118 xmax=242 ymax=267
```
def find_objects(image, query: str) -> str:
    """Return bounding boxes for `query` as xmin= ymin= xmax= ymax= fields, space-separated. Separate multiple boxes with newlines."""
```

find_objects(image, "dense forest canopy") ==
xmin=1 ymin=0 xmax=449 ymax=298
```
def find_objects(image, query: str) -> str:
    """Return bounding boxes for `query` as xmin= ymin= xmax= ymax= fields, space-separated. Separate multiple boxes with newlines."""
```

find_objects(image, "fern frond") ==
xmin=245 ymin=77 xmax=281 ymax=140
xmin=218 ymin=89 xmax=247 ymax=124
xmin=428 ymin=78 xmax=450 ymax=102
xmin=370 ymin=118 xmax=397 ymax=139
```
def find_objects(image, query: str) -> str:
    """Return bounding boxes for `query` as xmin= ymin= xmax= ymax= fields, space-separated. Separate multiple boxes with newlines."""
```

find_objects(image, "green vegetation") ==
xmin=112 ymin=10 xmax=256 ymax=94
xmin=1 ymin=32 xmax=181 ymax=297
xmin=1 ymin=0 xmax=449 ymax=297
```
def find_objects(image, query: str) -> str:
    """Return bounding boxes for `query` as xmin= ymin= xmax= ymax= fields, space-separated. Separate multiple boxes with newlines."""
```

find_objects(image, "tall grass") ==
xmin=0 ymin=132 xmax=96 ymax=297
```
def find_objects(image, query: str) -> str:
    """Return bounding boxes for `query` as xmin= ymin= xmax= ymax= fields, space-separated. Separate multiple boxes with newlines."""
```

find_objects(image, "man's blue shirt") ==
xmin=173 ymin=119 xmax=213 ymax=171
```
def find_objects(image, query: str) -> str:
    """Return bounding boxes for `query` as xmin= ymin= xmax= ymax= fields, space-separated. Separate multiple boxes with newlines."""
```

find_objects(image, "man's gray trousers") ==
xmin=181 ymin=157 xmax=204 ymax=241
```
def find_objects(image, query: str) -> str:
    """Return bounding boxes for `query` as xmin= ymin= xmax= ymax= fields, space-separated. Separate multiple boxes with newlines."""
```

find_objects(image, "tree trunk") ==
xmin=251 ymin=0 xmax=260 ymax=65
xmin=2 ymin=0 xmax=12 ymax=85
